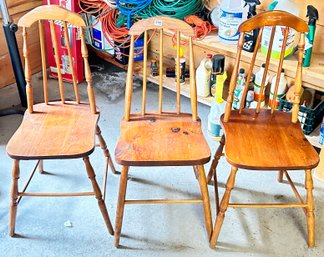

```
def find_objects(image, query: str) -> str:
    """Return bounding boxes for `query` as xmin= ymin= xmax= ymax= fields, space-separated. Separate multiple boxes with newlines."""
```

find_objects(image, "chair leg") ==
xmin=38 ymin=160 xmax=44 ymax=174
xmin=83 ymin=156 xmax=114 ymax=235
xmin=305 ymin=169 xmax=315 ymax=247
xmin=197 ymin=165 xmax=213 ymax=240
xmin=96 ymin=126 xmax=116 ymax=174
xmin=278 ymin=170 xmax=284 ymax=183
xmin=9 ymin=160 xmax=20 ymax=237
xmin=207 ymin=135 xmax=225 ymax=184
xmin=114 ymin=166 xmax=129 ymax=247
xmin=210 ymin=166 xmax=238 ymax=248
xmin=213 ymin=167 xmax=220 ymax=215
xmin=193 ymin=165 xmax=199 ymax=180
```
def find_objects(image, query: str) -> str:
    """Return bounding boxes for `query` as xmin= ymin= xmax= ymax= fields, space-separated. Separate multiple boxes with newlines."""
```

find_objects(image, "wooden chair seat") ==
xmin=7 ymin=101 xmax=99 ymax=160
xmin=222 ymin=109 xmax=319 ymax=170
xmin=115 ymin=113 xmax=211 ymax=166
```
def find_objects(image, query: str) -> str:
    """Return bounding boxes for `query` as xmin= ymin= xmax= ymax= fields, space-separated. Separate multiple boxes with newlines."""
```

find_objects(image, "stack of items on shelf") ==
xmin=78 ymin=0 xmax=214 ymax=64
xmin=201 ymin=0 xmax=322 ymax=138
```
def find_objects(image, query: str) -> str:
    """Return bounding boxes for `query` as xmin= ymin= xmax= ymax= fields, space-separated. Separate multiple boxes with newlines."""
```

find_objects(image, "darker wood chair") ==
xmin=6 ymin=5 xmax=116 ymax=236
xmin=114 ymin=16 xmax=213 ymax=247
xmin=208 ymin=10 xmax=319 ymax=249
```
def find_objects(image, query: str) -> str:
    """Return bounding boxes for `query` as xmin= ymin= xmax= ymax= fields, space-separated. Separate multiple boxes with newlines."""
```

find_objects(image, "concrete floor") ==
xmin=0 ymin=62 xmax=323 ymax=257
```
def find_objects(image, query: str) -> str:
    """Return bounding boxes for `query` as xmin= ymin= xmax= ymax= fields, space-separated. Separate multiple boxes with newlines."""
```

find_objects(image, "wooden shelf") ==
xmin=160 ymin=30 xmax=324 ymax=92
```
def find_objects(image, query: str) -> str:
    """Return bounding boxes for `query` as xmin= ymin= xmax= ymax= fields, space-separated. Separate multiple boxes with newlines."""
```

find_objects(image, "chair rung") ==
xmin=125 ymin=199 xmax=203 ymax=205
xmin=228 ymin=203 xmax=308 ymax=208
xmin=18 ymin=192 xmax=95 ymax=197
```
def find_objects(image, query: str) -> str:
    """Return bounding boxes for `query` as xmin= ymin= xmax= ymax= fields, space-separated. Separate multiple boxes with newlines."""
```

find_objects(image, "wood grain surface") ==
xmin=115 ymin=113 xmax=210 ymax=166
xmin=221 ymin=109 xmax=319 ymax=170
xmin=6 ymin=101 xmax=99 ymax=159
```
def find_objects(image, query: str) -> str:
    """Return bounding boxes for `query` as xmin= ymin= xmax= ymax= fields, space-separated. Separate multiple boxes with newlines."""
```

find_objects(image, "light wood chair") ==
xmin=114 ymin=16 xmax=213 ymax=247
xmin=208 ymin=10 xmax=320 ymax=249
xmin=6 ymin=5 xmax=116 ymax=236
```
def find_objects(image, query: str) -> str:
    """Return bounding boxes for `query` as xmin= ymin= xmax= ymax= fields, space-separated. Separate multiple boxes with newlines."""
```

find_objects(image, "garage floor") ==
xmin=0 ymin=59 xmax=323 ymax=257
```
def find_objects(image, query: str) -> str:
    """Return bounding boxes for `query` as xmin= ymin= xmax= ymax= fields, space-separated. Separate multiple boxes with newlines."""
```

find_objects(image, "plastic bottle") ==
xmin=261 ymin=0 xmax=300 ymax=58
xmin=254 ymin=63 xmax=269 ymax=102
xmin=219 ymin=0 xmax=248 ymax=44
xmin=269 ymin=68 xmax=287 ymax=109
xmin=208 ymin=101 xmax=226 ymax=138
xmin=196 ymin=54 xmax=213 ymax=97
xmin=233 ymin=68 xmax=245 ymax=109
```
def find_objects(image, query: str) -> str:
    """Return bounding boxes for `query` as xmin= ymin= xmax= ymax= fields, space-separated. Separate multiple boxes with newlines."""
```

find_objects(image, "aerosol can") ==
xmin=303 ymin=5 xmax=319 ymax=67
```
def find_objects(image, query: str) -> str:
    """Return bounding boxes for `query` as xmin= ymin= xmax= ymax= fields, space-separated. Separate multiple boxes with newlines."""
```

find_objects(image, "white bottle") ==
xmin=196 ymin=54 xmax=213 ymax=97
xmin=219 ymin=0 xmax=248 ymax=44
xmin=254 ymin=63 xmax=269 ymax=102
xmin=269 ymin=68 xmax=287 ymax=109
xmin=261 ymin=0 xmax=300 ymax=58
xmin=208 ymin=101 xmax=226 ymax=138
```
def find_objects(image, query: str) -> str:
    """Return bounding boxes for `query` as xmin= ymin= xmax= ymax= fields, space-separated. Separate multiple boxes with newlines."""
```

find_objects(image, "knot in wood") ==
xmin=171 ymin=127 xmax=181 ymax=133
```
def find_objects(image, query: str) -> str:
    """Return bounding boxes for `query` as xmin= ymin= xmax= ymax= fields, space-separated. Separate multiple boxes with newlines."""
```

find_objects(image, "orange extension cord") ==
xmin=78 ymin=1 xmax=215 ymax=54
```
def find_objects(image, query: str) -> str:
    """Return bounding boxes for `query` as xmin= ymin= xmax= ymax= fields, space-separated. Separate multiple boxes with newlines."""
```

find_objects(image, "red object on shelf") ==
xmin=43 ymin=0 xmax=84 ymax=83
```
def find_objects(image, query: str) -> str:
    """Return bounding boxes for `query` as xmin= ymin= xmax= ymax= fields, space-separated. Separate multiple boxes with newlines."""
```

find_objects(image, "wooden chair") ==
xmin=208 ymin=10 xmax=320 ymax=249
xmin=6 ymin=5 xmax=116 ymax=236
xmin=114 ymin=16 xmax=213 ymax=247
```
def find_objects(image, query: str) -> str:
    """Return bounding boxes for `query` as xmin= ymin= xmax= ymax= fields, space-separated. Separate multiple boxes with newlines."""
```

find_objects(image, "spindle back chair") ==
xmin=208 ymin=11 xmax=319 ymax=249
xmin=114 ymin=16 xmax=212 ymax=247
xmin=124 ymin=16 xmax=197 ymax=120
xmin=6 ymin=5 xmax=115 ymax=237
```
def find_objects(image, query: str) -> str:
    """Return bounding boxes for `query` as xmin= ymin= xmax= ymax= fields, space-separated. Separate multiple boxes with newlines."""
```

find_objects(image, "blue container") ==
xmin=134 ymin=38 xmax=144 ymax=61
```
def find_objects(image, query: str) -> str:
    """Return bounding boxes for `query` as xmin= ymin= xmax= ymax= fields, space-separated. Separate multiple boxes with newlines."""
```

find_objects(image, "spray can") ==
xmin=243 ymin=0 xmax=261 ymax=52
xmin=303 ymin=5 xmax=319 ymax=67
xmin=210 ymin=54 xmax=226 ymax=102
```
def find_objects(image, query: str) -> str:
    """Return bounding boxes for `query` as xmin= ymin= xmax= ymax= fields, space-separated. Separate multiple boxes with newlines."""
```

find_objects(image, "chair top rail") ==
xmin=18 ymin=5 xmax=86 ymax=28
xmin=239 ymin=10 xmax=309 ymax=33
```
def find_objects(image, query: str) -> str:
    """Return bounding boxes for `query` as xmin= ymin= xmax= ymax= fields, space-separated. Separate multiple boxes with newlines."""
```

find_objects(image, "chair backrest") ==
xmin=124 ymin=16 xmax=197 ymax=121
xmin=224 ymin=10 xmax=309 ymax=123
xmin=18 ymin=5 xmax=97 ymax=114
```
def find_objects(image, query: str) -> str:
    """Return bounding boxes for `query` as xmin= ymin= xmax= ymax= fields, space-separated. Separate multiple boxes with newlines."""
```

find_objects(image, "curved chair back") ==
xmin=223 ymin=10 xmax=309 ymax=123
xmin=18 ymin=5 xmax=97 ymax=114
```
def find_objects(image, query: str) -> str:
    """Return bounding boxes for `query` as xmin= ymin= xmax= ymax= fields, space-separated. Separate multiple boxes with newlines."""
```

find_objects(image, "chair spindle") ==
xmin=224 ymin=33 xmax=244 ymax=122
xmin=271 ymin=27 xmax=289 ymax=113
xmin=38 ymin=20 xmax=48 ymax=104
xmin=49 ymin=20 xmax=65 ymax=104
xmin=22 ymin=27 xmax=33 ymax=113
xmin=176 ymin=31 xmax=181 ymax=114
xmin=189 ymin=37 xmax=197 ymax=121
xmin=80 ymin=29 xmax=97 ymax=114
xmin=124 ymin=35 xmax=135 ymax=121
xmin=158 ymin=29 xmax=163 ymax=114
xmin=256 ymin=26 xmax=276 ymax=113
xmin=292 ymin=33 xmax=305 ymax=123
xmin=239 ymin=27 xmax=264 ymax=113
xmin=63 ymin=21 xmax=80 ymax=103
xmin=141 ymin=31 xmax=148 ymax=116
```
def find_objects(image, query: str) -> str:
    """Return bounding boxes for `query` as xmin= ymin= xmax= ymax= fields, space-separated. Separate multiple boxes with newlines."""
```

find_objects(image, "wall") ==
xmin=0 ymin=0 xmax=42 ymax=89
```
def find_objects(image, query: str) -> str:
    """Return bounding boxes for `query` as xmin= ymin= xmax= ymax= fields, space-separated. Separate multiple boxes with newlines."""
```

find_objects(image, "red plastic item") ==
xmin=43 ymin=0 xmax=84 ymax=83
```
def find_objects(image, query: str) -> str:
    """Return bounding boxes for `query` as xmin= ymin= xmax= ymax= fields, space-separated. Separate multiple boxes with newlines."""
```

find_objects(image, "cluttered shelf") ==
xmin=161 ymin=29 xmax=324 ymax=92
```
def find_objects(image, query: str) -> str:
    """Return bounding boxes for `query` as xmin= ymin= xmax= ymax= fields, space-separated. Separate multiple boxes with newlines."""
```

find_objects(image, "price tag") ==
xmin=154 ymin=20 xmax=163 ymax=27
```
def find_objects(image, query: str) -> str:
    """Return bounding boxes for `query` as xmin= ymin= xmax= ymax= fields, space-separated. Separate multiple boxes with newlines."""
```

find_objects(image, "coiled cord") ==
xmin=138 ymin=0 xmax=203 ymax=20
